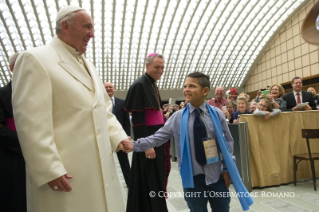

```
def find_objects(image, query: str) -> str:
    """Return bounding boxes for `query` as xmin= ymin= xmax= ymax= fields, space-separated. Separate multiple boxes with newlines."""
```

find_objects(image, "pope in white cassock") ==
xmin=12 ymin=5 xmax=131 ymax=212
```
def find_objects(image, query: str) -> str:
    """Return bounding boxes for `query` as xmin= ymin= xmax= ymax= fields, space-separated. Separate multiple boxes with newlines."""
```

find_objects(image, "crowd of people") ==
xmin=0 ymin=4 xmax=318 ymax=212
xmin=164 ymin=77 xmax=318 ymax=125
xmin=204 ymin=78 xmax=319 ymax=124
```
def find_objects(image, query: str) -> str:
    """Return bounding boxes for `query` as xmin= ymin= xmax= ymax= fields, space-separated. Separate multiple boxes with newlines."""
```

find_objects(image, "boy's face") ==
xmin=237 ymin=100 xmax=247 ymax=112
xmin=183 ymin=77 xmax=209 ymax=107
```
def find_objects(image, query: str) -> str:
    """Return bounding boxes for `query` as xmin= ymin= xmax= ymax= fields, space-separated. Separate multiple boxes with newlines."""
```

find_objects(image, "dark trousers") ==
xmin=183 ymin=174 xmax=230 ymax=212
xmin=116 ymin=150 xmax=131 ymax=187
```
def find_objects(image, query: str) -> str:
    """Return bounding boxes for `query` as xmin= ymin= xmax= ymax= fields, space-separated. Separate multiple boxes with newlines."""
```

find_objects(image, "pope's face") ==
xmin=65 ymin=11 xmax=94 ymax=54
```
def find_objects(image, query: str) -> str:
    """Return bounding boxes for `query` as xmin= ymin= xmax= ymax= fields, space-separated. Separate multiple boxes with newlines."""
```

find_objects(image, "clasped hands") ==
xmin=119 ymin=137 xmax=133 ymax=153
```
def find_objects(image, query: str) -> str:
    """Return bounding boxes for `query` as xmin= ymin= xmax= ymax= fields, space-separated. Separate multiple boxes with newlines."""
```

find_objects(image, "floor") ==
xmin=114 ymin=152 xmax=319 ymax=212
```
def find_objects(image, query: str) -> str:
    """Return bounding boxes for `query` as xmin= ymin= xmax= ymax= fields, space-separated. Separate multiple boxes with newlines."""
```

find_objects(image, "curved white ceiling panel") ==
xmin=0 ymin=0 xmax=308 ymax=90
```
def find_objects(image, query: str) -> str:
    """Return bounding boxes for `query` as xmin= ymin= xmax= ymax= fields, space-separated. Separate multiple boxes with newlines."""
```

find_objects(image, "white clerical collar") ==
xmin=56 ymin=37 xmax=81 ymax=57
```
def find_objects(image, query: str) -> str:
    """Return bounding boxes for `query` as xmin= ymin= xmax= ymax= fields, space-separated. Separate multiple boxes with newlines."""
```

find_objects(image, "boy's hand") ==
xmin=145 ymin=148 xmax=156 ymax=159
xmin=119 ymin=139 xmax=133 ymax=153
xmin=223 ymin=172 xmax=231 ymax=189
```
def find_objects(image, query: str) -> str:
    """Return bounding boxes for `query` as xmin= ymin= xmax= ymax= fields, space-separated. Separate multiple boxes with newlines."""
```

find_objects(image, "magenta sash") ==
xmin=5 ymin=118 xmax=16 ymax=131
xmin=144 ymin=110 xmax=165 ymax=126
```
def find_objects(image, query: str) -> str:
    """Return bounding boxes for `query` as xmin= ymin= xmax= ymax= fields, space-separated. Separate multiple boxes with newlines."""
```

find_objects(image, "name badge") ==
xmin=203 ymin=137 xmax=219 ymax=164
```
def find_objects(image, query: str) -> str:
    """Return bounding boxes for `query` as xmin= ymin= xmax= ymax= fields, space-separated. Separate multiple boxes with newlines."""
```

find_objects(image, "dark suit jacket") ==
xmin=282 ymin=91 xmax=316 ymax=111
xmin=113 ymin=97 xmax=130 ymax=136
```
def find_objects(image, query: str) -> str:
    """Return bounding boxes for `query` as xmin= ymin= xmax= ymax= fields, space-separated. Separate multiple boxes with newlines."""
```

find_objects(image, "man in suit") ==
xmin=105 ymin=82 xmax=131 ymax=187
xmin=283 ymin=76 xmax=316 ymax=111
xmin=12 ymin=5 xmax=132 ymax=212
xmin=0 ymin=52 xmax=26 ymax=212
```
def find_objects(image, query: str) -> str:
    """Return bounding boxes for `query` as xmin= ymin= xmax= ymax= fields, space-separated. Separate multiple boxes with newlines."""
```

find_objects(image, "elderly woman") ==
xmin=265 ymin=84 xmax=287 ymax=111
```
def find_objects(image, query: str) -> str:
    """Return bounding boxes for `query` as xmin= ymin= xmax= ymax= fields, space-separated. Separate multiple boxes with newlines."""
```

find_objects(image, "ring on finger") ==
xmin=148 ymin=155 xmax=150 ymax=158
xmin=53 ymin=186 xmax=58 ymax=190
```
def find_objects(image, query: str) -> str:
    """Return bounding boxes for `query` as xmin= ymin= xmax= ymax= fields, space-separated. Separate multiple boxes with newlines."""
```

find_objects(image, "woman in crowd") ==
xmin=224 ymin=100 xmax=236 ymax=123
xmin=179 ymin=101 xmax=185 ymax=108
xmin=173 ymin=104 xmax=180 ymax=111
xmin=253 ymin=99 xmax=281 ymax=120
xmin=227 ymin=88 xmax=238 ymax=109
xmin=233 ymin=97 xmax=250 ymax=123
xmin=307 ymin=87 xmax=317 ymax=97
xmin=265 ymin=84 xmax=287 ymax=111
xmin=307 ymin=87 xmax=318 ymax=101
xmin=227 ymin=88 xmax=238 ymax=101
xmin=307 ymin=87 xmax=319 ymax=109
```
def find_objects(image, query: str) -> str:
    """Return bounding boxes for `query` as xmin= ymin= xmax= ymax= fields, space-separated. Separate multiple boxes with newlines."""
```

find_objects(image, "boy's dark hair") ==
xmin=186 ymin=72 xmax=210 ymax=90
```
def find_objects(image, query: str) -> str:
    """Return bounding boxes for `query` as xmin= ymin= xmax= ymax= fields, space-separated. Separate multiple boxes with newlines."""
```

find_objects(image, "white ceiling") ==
xmin=0 ymin=0 xmax=309 ymax=94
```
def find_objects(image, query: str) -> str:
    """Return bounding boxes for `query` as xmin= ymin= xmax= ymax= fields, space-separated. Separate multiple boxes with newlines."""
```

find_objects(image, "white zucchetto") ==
xmin=56 ymin=5 xmax=85 ymax=22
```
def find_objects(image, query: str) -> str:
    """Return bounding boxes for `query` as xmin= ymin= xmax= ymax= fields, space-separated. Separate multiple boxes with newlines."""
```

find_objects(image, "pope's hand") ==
xmin=119 ymin=139 xmax=133 ymax=153
xmin=48 ymin=173 xmax=73 ymax=192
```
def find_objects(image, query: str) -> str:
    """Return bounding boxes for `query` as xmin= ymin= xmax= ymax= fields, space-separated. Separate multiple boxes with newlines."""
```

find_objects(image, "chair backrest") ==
xmin=302 ymin=129 xmax=319 ymax=139
xmin=302 ymin=129 xmax=319 ymax=160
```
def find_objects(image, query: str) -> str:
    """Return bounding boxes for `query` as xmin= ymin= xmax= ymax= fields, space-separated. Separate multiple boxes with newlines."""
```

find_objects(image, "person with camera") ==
xmin=264 ymin=84 xmax=287 ymax=111
xmin=164 ymin=105 xmax=175 ymax=120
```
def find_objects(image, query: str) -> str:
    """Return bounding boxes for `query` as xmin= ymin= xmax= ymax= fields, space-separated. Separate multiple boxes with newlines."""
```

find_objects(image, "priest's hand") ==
xmin=119 ymin=139 xmax=133 ymax=153
xmin=223 ymin=172 xmax=231 ymax=189
xmin=145 ymin=148 xmax=156 ymax=159
xmin=48 ymin=173 xmax=73 ymax=192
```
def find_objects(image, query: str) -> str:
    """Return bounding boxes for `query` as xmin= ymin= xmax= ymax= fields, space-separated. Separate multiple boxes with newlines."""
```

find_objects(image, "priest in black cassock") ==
xmin=0 ymin=52 xmax=26 ymax=212
xmin=124 ymin=53 xmax=171 ymax=212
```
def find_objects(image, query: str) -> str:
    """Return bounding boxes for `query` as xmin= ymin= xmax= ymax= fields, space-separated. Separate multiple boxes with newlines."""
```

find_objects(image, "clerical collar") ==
xmin=144 ymin=73 xmax=156 ymax=83
xmin=56 ymin=37 xmax=81 ymax=57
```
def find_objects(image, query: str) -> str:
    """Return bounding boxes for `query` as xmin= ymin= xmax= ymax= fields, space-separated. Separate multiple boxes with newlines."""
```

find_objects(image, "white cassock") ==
xmin=12 ymin=36 xmax=127 ymax=212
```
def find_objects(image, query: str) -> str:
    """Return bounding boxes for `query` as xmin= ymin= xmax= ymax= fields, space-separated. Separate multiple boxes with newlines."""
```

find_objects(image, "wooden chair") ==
xmin=293 ymin=129 xmax=319 ymax=191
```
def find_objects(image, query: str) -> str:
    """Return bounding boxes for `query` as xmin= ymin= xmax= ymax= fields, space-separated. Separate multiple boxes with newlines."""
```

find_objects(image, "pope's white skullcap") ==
xmin=56 ymin=5 xmax=85 ymax=22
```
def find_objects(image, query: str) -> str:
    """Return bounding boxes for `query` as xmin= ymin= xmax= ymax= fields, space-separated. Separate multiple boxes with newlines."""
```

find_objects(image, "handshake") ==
xmin=119 ymin=138 xmax=134 ymax=153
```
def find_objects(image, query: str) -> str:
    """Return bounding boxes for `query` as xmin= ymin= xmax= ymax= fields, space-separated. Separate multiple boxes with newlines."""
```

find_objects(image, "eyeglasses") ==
xmin=271 ymin=88 xmax=279 ymax=91
xmin=226 ymin=107 xmax=234 ymax=109
xmin=259 ymin=104 xmax=268 ymax=108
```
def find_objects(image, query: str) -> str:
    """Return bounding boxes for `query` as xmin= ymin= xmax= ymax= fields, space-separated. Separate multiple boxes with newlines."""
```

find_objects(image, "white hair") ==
xmin=9 ymin=52 xmax=20 ymax=66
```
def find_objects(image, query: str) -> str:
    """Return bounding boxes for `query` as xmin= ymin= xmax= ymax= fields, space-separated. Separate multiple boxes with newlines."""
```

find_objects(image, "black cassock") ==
xmin=125 ymin=73 xmax=170 ymax=212
xmin=0 ymin=81 xmax=26 ymax=212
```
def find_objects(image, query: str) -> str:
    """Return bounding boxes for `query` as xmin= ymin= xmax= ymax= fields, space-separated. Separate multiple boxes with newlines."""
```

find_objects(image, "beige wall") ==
xmin=244 ymin=0 xmax=319 ymax=93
